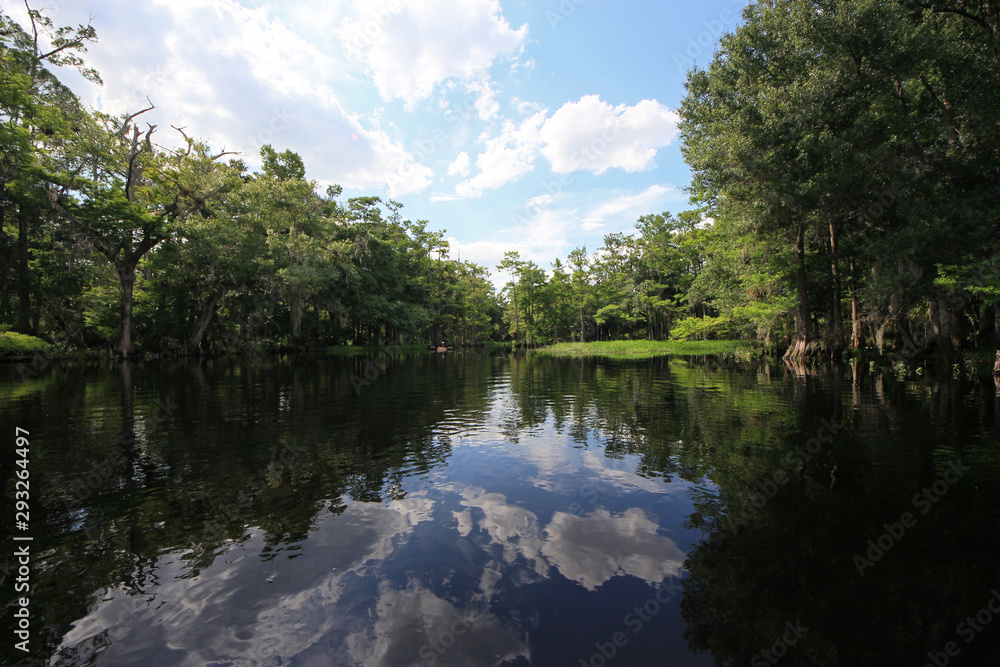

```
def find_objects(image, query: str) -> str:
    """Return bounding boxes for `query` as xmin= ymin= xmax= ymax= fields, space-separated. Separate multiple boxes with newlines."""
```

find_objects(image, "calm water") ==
xmin=2 ymin=352 xmax=1000 ymax=666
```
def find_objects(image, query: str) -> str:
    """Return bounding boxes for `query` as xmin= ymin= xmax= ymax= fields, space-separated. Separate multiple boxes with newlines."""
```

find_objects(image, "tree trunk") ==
xmin=185 ymin=286 xmax=224 ymax=354
xmin=117 ymin=265 xmax=136 ymax=359
xmin=995 ymin=304 xmax=1000 ymax=348
xmin=828 ymin=220 xmax=844 ymax=353
xmin=513 ymin=291 xmax=520 ymax=346
xmin=785 ymin=222 xmax=815 ymax=359
xmin=16 ymin=207 xmax=31 ymax=333
xmin=290 ymin=294 xmax=303 ymax=338
xmin=849 ymin=257 xmax=862 ymax=351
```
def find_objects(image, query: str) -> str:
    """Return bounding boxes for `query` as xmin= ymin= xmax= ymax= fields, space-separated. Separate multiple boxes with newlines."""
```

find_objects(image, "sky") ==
xmin=8 ymin=0 xmax=749 ymax=280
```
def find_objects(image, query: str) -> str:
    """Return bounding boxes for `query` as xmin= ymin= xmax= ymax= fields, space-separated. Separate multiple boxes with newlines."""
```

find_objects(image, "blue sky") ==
xmin=11 ymin=0 xmax=748 ymax=277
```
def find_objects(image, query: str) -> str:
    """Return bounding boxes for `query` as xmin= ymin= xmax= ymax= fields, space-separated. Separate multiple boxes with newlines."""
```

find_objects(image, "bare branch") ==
xmin=144 ymin=123 xmax=156 ymax=152
xmin=120 ymin=101 xmax=156 ymax=136
xmin=24 ymin=1 xmax=39 ymax=58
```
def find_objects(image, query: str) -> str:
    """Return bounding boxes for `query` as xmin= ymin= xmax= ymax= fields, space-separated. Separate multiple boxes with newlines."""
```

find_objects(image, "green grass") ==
xmin=535 ymin=339 xmax=746 ymax=360
xmin=0 ymin=331 xmax=52 ymax=357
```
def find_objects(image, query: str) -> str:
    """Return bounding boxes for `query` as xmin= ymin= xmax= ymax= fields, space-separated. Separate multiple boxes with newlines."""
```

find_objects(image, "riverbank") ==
xmin=535 ymin=339 xmax=746 ymax=360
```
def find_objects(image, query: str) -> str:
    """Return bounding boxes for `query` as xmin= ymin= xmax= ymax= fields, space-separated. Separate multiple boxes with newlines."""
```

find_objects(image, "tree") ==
xmin=567 ymin=246 xmax=591 ymax=342
xmin=45 ymin=109 xmax=236 ymax=357
xmin=497 ymin=250 xmax=525 ymax=345
xmin=0 ymin=4 xmax=100 ymax=332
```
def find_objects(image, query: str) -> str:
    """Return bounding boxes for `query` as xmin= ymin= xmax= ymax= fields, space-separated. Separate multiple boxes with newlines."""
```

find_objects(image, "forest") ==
xmin=2 ymin=0 xmax=999 ymax=361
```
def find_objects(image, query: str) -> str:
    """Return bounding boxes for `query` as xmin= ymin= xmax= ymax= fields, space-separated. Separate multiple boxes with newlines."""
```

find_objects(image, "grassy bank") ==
xmin=0 ymin=331 xmax=52 ymax=358
xmin=535 ymin=339 xmax=746 ymax=360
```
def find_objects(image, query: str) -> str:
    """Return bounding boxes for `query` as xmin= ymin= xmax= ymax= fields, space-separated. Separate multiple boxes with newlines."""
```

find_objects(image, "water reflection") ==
xmin=1 ymin=352 xmax=998 ymax=665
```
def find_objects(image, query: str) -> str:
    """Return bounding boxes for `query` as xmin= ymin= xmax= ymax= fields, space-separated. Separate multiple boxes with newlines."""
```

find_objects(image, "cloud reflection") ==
xmin=453 ymin=486 xmax=686 ymax=591
xmin=346 ymin=580 xmax=529 ymax=667
xmin=541 ymin=508 xmax=685 ymax=590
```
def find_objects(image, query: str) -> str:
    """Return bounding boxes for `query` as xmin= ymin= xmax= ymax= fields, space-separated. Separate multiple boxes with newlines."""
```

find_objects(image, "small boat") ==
xmin=436 ymin=346 xmax=448 ymax=352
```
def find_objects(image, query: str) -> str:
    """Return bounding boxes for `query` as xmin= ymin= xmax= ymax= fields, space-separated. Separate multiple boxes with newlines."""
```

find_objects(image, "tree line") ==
xmin=1 ymin=7 xmax=500 ymax=357
xmin=497 ymin=0 xmax=1000 ymax=360
xmin=4 ymin=0 xmax=1000 ymax=360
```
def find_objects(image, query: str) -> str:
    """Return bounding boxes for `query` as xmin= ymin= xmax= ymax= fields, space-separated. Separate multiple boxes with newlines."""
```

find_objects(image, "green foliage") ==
xmin=4 ymin=1 xmax=999 ymax=361
xmin=677 ymin=0 xmax=1000 ymax=357
xmin=669 ymin=316 xmax=731 ymax=341
xmin=0 ymin=330 xmax=50 ymax=355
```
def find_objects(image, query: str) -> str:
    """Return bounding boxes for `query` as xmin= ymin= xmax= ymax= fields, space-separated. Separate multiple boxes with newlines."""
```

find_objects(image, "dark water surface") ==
xmin=2 ymin=352 xmax=1000 ymax=666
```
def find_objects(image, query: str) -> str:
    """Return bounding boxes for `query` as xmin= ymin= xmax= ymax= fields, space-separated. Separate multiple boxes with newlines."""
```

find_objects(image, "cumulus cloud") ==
xmin=341 ymin=0 xmax=526 ymax=108
xmin=455 ymin=111 xmax=547 ymax=198
xmin=346 ymin=580 xmax=529 ymax=667
xmin=55 ymin=496 xmax=437 ymax=664
xmin=451 ymin=487 xmax=686 ymax=592
xmin=457 ymin=488 xmax=550 ymax=577
xmin=456 ymin=95 xmax=681 ymax=197
xmin=448 ymin=151 xmax=472 ymax=177
xmin=540 ymin=95 xmax=681 ymax=174
xmin=540 ymin=509 xmax=686 ymax=591
xmin=466 ymin=77 xmax=501 ymax=121
xmin=7 ymin=0 xmax=434 ymax=196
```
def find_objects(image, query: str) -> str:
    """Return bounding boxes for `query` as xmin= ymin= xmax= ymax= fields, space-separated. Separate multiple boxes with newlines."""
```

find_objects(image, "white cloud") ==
xmin=509 ymin=57 xmax=536 ymax=75
xmin=512 ymin=97 xmax=544 ymax=115
xmin=540 ymin=95 xmax=681 ymax=174
xmin=466 ymin=77 xmax=501 ymax=121
xmin=341 ymin=0 xmax=526 ymax=108
xmin=445 ymin=206 xmax=575 ymax=280
xmin=455 ymin=110 xmax=547 ymax=197
xmin=346 ymin=581 xmax=529 ymax=667
xmin=447 ymin=151 xmax=471 ymax=177
xmin=457 ymin=488 xmax=550 ymax=577
xmin=526 ymin=194 xmax=555 ymax=208
xmin=540 ymin=509 xmax=686 ymax=591
xmin=55 ymin=496 xmax=437 ymax=663
xmin=580 ymin=184 xmax=684 ymax=231
xmin=8 ymin=0 xmax=434 ymax=196
xmin=450 ymin=486 xmax=686 ymax=592
xmin=430 ymin=194 xmax=463 ymax=203
xmin=455 ymin=96 xmax=680 ymax=197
